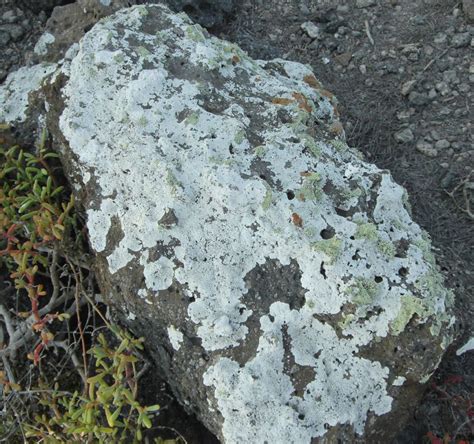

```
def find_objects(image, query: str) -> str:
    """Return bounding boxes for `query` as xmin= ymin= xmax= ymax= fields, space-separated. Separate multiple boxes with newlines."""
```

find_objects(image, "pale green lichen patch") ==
xmin=311 ymin=237 xmax=342 ymax=263
xmin=262 ymin=182 xmax=273 ymax=210
xmin=234 ymin=129 xmax=246 ymax=145
xmin=297 ymin=172 xmax=323 ymax=201
xmin=136 ymin=46 xmax=151 ymax=58
xmin=346 ymin=278 xmax=381 ymax=306
xmin=184 ymin=111 xmax=200 ymax=126
xmin=186 ymin=25 xmax=205 ymax=42
xmin=390 ymin=295 xmax=427 ymax=335
xmin=253 ymin=145 xmax=266 ymax=157
xmin=355 ymin=222 xmax=396 ymax=257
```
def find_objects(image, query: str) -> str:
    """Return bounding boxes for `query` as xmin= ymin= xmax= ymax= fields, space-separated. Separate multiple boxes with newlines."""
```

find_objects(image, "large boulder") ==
xmin=0 ymin=5 xmax=455 ymax=443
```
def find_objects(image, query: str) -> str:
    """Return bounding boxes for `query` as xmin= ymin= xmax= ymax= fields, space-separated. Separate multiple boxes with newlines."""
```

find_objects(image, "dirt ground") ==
xmin=0 ymin=0 xmax=472 ymax=442
xmin=222 ymin=1 xmax=473 ymax=441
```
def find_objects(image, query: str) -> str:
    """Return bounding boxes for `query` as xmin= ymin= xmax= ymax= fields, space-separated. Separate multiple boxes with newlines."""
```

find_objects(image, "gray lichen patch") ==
xmin=0 ymin=4 xmax=454 ymax=443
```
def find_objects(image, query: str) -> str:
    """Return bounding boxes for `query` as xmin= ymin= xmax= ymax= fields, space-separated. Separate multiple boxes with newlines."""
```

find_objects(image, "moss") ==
xmin=311 ymin=238 xmax=342 ymax=263
xmin=346 ymin=278 xmax=380 ymax=306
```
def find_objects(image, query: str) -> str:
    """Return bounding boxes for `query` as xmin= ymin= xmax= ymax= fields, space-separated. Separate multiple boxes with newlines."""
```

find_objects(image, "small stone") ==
xmin=453 ymin=7 xmax=461 ymax=17
xmin=356 ymin=0 xmax=376 ymax=7
xmin=435 ymin=81 xmax=450 ymax=96
xmin=440 ymin=162 xmax=449 ymax=168
xmin=463 ymin=0 xmax=474 ymax=21
xmin=428 ymin=89 xmax=437 ymax=99
xmin=434 ymin=33 xmax=447 ymax=44
xmin=2 ymin=10 xmax=18 ymax=24
xmin=430 ymin=130 xmax=441 ymax=140
xmin=451 ymin=32 xmax=471 ymax=47
xmin=334 ymin=52 xmax=352 ymax=66
xmin=435 ymin=139 xmax=451 ymax=150
xmin=424 ymin=45 xmax=434 ymax=55
xmin=397 ymin=110 xmax=412 ymax=121
xmin=401 ymin=80 xmax=416 ymax=96
xmin=416 ymin=141 xmax=438 ymax=157
xmin=408 ymin=52 xmax=419 ymax=62
xmin=301 ymin=21 xmax=321 ymax=39
xmin=394 ymin=128 xmax=414 ymax=143
xmin=443 ymin=70 xmax=458 ymax=84
xmin=0 ymin=24 xmax=24 ymax=41
xmin=359 ymin=64 xmax=367 ymax=74
xmin=0 ymin=30 xmax=10 ymax=45
xmin=408 ymin=91 xmax=429 ymax=106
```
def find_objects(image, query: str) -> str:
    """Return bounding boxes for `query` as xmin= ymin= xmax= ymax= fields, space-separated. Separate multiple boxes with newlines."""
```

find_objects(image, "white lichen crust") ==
xmin=1 ymin=5 xmax=454 ymax=443
xmin=0 ymin=63 xmax=57 ymax=123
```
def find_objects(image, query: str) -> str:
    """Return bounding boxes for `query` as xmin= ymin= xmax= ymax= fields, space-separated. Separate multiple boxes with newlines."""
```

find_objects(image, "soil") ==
xmin=0 ymin=0 xmax=472 ymax=442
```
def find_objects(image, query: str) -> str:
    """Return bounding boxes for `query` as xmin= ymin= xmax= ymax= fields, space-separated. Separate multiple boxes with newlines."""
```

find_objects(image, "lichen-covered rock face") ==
xmin=0 ymin=4 xmax=455 ymax=443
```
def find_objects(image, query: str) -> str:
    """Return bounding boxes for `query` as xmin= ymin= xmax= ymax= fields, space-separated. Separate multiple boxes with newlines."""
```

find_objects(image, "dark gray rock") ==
xmin=451 ymin=32 xmax=471 ymax=48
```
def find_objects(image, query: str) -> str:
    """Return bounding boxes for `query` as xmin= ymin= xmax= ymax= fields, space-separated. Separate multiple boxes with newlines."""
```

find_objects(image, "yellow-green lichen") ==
xmin=113 ymin=53 xmax=125 ymax=64
xmin=136 ymin=115 xmax=148 ymax=127
xmin=297 ymin=172 xmax=323 ymax=201
xmin=301 ymin=134 xmax=322 ymax=158
xmin=390 ymin=295 xmax=427 ymax=336
xmin=346 ymin=278 xmax=380 ymax=306
xmin=234 ymin=129 xmax=246 ymax=145
xmin=254 ymin=145 xmax=266 ymax=157
xmin=166 ymin=169 xmax=182 ymax=196
xmin=330 ymin=139 xmax=348 ymax=152
xmin=184 ymin=111 xmax=200 ymax=126
xmin=355 ymin=222 xmax=395 ymax=258
xmin=136 ymin=46 xmax=151 ymax=58
xmin=262 ymin=183 xmax=272 ymax=211
xmin=311 ymin=238 xmax=342 ymax=264
xmin=186 ymin=25 xmax=205 ymax=42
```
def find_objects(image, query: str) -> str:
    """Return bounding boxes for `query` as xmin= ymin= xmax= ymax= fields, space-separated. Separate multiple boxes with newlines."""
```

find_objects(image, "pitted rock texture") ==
xmin=0 ymin=4 xmax=455 ymax=443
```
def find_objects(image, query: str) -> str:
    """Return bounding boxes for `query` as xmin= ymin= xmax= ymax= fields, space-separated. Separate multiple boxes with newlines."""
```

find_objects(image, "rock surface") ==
xmin=0 ymin=4 xmax=455 ymax=443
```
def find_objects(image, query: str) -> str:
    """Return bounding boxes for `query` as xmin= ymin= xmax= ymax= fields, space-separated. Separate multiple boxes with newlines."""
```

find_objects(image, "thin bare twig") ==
xmin=364 ymin=20 xmax=375 ymax=46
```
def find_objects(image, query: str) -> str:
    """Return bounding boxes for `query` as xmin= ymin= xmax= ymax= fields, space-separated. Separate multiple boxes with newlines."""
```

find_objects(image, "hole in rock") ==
xmin=320 ymin=227 xmax=335 ymax=239
xmin=398 ymin=267 xmax=409 ymax=277
xmin=286 ymin=190 xmax=295 ymax=200
xmin=320 ymin=261 xmax=327 ymax=279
